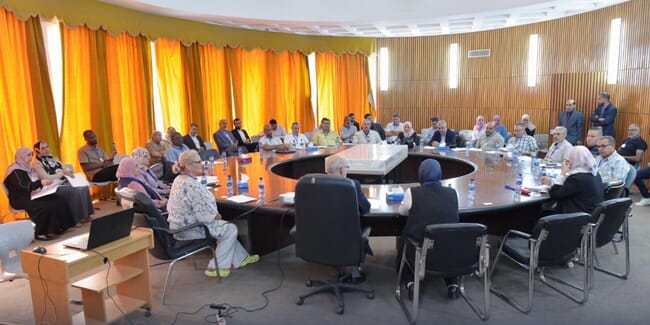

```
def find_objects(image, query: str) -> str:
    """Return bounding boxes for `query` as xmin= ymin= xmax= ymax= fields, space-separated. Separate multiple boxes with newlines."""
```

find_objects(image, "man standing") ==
xmin=476 ymin=121 xmax=504 ymax=151
xmin=312 ymin=118 xmax=340 ymax=146
xmin=507 ymin=122 xmax=538 ymax=155
xmin=259 ymin=124 xmax=290 ymax=151
xmin=340 ymin=116 xmax=358 ymax=143
xmin=78 ymin=130 xmax=117 ymax=182
xmin=595 ymin=136 xmax=630 ymax=183
xmin=214 ymin=119 xmax=241 ymax=156
xmin=364 ymin=113 xmax=386 ymax=140
xmin=585 ymin=126 xmax=603 ymax=157
xmin=146 ymin=131 xmax=169 ymax=166
xmin=183 ymin=123 xmax=206 ymax=152
xmin=428 ymin=120 xmax=457 ymax=147
xmin=165 ymin=132 xmax=190 ymax=163
xmin=284 ymin=122 xmax=310 ymax=148
xmin=349 ymin=113 xmax=360 ymax=131
xmin=617 ymin=123 xmax=647 ymax=167
xmin=385 ymin=113 xmax=404 ymax=144
xmin=558 ymin=99 xmax=584 ymax=145
xmin=352 ymin=119 xmax=382 ymax=144
xmin=590 ymin=92 xmax=617 ymax=137
xmin=544 ymin=126 xmax=573 ymax=163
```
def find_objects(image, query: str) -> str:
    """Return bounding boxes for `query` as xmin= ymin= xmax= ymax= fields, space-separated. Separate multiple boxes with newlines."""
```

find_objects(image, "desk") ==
xmin=21 ymin=228 xmax=154 ymax=325
xmin=211 ymin=148 xmax=550 ymax=255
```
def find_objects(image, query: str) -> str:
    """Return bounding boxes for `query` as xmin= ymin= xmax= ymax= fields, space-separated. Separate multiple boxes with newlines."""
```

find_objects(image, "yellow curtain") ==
xmin=228 ymin=47 xmax=314 ymax=134
xmin=154 ymin=38 xmax=190 ymax=135
xmin=199 ymin=44 xmax=233 ymax=139
xmin=105 ymin=32 xmax=154 ymax=154
xmin=316 ymin=52 xmax=372 ymax=131
xmin=0 ymin=9 xmax=57 ymax=218
xmin=180 ymin=44 xmax=207 ymax=140
xmin=59 ymin=24 xmax=113 ymax=173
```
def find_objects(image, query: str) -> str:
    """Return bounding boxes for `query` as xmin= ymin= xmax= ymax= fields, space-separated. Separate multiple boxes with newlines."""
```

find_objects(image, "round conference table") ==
xmin=210 ymin=146 xmax=550 ymax=255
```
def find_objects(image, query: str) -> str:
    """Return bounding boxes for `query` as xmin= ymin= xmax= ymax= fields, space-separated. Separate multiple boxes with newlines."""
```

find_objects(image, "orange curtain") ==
xmin=227 ymin=47 xmax=313 ymax=134
xmin=199 ymin=44 xmax=233 ymax=139
xmin=180 ymin=44 xmax=207 ymax=140
xmin=105 ymin=32 xmax=154 ymax=154
xmin=316 ymin=52 xmax=372 ymax=131
xmin=59 ymin=25 xmax=113 ymax=172
xmin=154 ymin=38 xmax=190 ymax=136
xmin=0 ymin=9 xmax=57 ymax=219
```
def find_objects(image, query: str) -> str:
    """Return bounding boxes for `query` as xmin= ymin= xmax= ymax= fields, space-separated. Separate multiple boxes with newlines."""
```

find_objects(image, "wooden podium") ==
xmin=21 ymin=228 xmax=154 ymax=324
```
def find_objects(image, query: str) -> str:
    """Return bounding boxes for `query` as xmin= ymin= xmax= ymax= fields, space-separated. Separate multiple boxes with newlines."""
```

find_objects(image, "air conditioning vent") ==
xmin=468 ymin=49 xmax=491 ymax=58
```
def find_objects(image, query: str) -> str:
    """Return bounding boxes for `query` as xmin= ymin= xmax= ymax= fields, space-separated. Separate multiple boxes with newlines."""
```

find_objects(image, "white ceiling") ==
xmin=101 ymin=0 xmax=628 ymax=37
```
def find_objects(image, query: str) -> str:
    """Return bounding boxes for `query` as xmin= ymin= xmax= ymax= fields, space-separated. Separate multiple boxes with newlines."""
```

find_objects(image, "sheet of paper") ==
xmin=368 ymin=198 xmax=384 ymax=211
xmin=31 ymin=181 xmax=61 ymax=200
xmin=205 ymin=176 xmax=219 ymax=185
xmin=226 ymin=195 xmax=258 ymax=203
xmin=65 ymin=173 xmax=90 ymax=187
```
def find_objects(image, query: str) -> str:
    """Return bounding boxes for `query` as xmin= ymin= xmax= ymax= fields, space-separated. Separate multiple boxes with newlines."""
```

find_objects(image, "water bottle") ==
xmin=203 ymin=161 xmax=209 ymax=177
xmin=515 ymin=173 xmax=523 ymax=193
xmin=208 ymin=156 xmax=215 ymax=176
xmin=221 ymin=152 xmax=227 ymax=170
xmin=292 ymin=138 xmax=297 ymax=148
xmin=226 ymin=175 xmax=234 ymax=196
xmin=512 ymin=150 xmax=519 ymax=169
xmin=419 ymin=138 xmax=424 ymax=152
xmin=258 ymin=177 xmax=265 ymax=201
xmin=201 ymin=175 xmax=207 ymax=185
xmin=237 ymin=147 xmax=243 ymax=156
xmin=465 ymin=141 xmax=471 ymax=157
xmin=299 ymin=138 xmax=305 ymax=149
xmin=541 ymin=166 xmax=547 ymax=177
xmin=335 ymin=137 xmax=341 ymax=148
xmin=468 ymin=179 xmax=476 ymax=201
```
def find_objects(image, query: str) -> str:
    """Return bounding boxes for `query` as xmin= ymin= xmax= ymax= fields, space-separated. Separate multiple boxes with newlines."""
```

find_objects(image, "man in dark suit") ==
xmin=349 ymin=113 xmax=361 ymax=131
xmin=231 ymin=118 xmax=259 ymax=153
xmin=589 ymin=92 xmax=617 ymax=137
xmin=364 ymin=113 xmax=386 ymax=141
xmin=558 ymin=99 xmax=584 ymax=145
xmin=182 ymin=123 xmax=206 ymax=152
xmin=428 ymin=120 xmax=457 ymax=147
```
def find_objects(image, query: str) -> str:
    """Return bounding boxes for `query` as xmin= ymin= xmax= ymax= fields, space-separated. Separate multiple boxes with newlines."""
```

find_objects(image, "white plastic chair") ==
xmin=0 ymin=220 xmax=33 ymax=282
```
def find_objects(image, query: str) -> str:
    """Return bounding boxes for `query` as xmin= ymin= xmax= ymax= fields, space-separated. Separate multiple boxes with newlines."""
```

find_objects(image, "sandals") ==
xmin=205 ymin=268 xmax=231 ymax=278
xmin=240 ymin=254 xmax=260 ymax=267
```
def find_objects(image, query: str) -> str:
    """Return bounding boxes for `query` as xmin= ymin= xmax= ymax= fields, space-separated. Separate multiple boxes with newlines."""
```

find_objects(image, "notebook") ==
xmin=64 ymin=208 xmax=135 ymax=250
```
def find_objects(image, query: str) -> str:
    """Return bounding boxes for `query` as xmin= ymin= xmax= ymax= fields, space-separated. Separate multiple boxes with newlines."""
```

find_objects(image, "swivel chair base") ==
xmin=296 ymin=269 xmax=374 ymax=315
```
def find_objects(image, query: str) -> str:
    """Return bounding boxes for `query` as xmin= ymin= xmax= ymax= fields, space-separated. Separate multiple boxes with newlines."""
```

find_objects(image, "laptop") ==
xmin=64 ymin=208 xmax=135 ymax=250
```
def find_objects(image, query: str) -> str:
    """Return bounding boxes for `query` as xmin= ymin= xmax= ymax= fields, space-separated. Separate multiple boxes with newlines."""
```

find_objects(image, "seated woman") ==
xmin=167 ymin=150 xmax=259 ymax=277
xmin=32 ymin=140 xmax=94 ymax=224
xmin=471 ymin=115 xmax=486 ymax=144
xmin=541 ymin=146 xmax=604 ymax=214
xmin=397 ymin=159 xmax=460 ymax=300
xmin=116 ymin=158 xmax=167 ymax=209
xmin=397 ymin=121 xmax=420 ymax=149
xmin=522 ymin=114 xmax=537 ymax=136
xmin=130 ymin=147 xmax=170 ymax=196
xmin=3 ymin=147 xmax=75 ymax=240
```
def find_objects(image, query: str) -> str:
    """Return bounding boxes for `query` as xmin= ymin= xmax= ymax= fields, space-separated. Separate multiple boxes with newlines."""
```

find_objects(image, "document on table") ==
xmin=31 ymin=180 xmax=61 ymax=200
xmin=226 ymin=195 xmax=258 ymax=203
xmin=65 ymin=173 xmax=90 ymax=187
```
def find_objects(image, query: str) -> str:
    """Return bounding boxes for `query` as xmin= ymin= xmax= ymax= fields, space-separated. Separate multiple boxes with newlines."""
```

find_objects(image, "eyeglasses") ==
xmin=190 ymin=160 xmax=202 ymax=164
xmin=628 ymin=129 xmax=638 ymax=132
xmin=597 ymin=144 xmax=612 ymax=148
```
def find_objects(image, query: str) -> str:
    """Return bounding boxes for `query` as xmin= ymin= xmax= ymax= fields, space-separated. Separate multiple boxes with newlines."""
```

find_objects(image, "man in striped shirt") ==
xmin=507 ymin=122 xmax=538 ymax=155
xmin=595 ymin=136 xmax=630 ymax=183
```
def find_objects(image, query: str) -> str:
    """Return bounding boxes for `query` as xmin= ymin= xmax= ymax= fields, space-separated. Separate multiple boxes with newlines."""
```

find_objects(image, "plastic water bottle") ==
xmin=258 ymin=177 xmax=265 ymax=201
xmin=515 ymin=173 xmax=523 ymax=193
xmin=203 ymin=161 xmax=209 ymax=176
xmin=512 ymin=150 xmax=519 ymax=168
xmin=465 ymin=141 xmax=471 ymax=157
xmin=468 ymin=179 xmax=476 ymax=201
xmin=208 ymin=156 xmax=215 ymax=176
xmin=226 ymin=175 xmax=234 ymax=196
xmin=221 ymin=152 xmax=227 ymax=170
xmin=541 ymin=166 xmax=547 ymax=177
xmin=335 ymin=137 xmax=341 ymax=148
xmin=419 ymin=138 xmax=424 ymax=153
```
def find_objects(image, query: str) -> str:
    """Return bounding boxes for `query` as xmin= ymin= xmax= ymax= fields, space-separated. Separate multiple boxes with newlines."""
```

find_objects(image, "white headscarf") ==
xmin=566 ymin=146 xmax=596 ymax=175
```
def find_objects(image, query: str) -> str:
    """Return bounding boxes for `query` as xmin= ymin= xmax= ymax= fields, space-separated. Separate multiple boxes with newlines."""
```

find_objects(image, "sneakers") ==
xmin=205 ymin=268 xmax=231 ymax=278
xmin=635 ymin=198 xmax=650 ymax=206
xmin=240 ymin=255 xmax=260 ymax=267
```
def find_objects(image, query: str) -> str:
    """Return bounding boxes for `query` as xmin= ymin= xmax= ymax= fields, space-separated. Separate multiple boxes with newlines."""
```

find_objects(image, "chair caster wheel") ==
xmin=336 ymin=307 xmax=344 ymax=315
xmin=145 ymin=310 xmax=152 ymax=317
xmin=296 ymin=298 xmax=304 ymax=305
xmin=367 ymin=291 xmax=375 ymax=299
xmin=305 ymin=280 xmax=313 ymax=287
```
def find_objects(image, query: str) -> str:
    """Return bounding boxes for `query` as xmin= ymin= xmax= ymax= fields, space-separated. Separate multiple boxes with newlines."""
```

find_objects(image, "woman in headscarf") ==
xmin=397 ymin=159 xmax=460 ymax=300
xmin=522 ymin=114 xmax=537 ymax=136
xmin=32 ymin=140 xmax=94 ymax=224
xmin=397 ymin=121 xmax=420 ymax=148
xmin=3 ymin=147 xmax=75 ymax=240
xmin=541 ymin=146 xmax=604 ymax=214
xmin=471 ymin=115 xmax=486 ymax=143
xmin=116 ymin=157 xmax=167 ymax=209
xmin=131 ymin=147 xmax=170 ymax=196
xmin=167 ymin=150 xmax=258 ymax=278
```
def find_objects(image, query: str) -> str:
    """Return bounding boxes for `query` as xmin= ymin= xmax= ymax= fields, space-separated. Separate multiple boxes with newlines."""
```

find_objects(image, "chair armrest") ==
xmin=407 ymin=236 xmax=422 ymax=248
xmin=505 ymin=229 xmax=531 ymax=239
xmin=152 ymin=222 xmax=210 ymax=236
xmin=290 ymin=225 xmax=297 ymax=236
xmin=361 ymin=227 xmax=371 ymax=239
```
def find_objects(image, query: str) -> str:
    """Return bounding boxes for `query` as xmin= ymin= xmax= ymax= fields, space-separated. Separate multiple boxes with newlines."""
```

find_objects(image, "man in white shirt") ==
xmin=269 ymin=119 xmax=287 ymax=138
xmin=339 ymin=116 xmax=358 ymax=143
xmin=544 ymin=126 xmax=573 ymax=163
xmin=352 ymin=119 xmax=382 ymax=144
xmin=259 ymin=124 xmax=290 ymax=151
xmin=284 ymin=122 xmax=310 ymax=148
xmin=422 ymin=117 xmax=439 ymax=145
xmin=384 ymin=113 xmax=404 ymax=144
xmin=595 ymin=136 xmax=630 ymax=183
xmin=476 ymin=122 xmax=504 ymax=151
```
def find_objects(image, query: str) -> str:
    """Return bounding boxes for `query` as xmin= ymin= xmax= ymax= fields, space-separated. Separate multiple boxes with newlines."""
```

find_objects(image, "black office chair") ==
xmin=132 ymin=192 xmax=216 ymax=305
xmin=199 ymin=149 xmax=220 ymax=161
xmin=490 ymin=212 xmax=590 ymax=314
xmin=603 ymin=180 xmax=625 ymax=200
xmin=293 ymin=174 xmax=374 ymax=315
xmin=395 ymin=223 xmax=490 ymax=324
xmin=588 ymin=198 xmax=632 ymax=284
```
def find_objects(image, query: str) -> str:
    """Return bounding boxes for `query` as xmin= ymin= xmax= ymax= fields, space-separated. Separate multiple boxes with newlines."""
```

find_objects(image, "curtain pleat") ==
xmin=181 ymin=44 xmax=207 ymax=139
xmin=154 ymin=38 xmax=189 ymax=135
xmin=199 ymin=44 xmax=233 ymax=138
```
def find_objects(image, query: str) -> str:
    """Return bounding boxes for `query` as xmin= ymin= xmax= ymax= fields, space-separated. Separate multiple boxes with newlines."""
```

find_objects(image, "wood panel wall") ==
xmin=377 ymin=0 xmax=650 ymax=164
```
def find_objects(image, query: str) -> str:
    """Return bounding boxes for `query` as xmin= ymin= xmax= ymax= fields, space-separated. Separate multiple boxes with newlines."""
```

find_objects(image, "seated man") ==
xmin=165 ymin=132 xmax=190 ymax=163
xmin=182 ymin=123 xmax=206 ymax=152
xmin=585 ymin=126 xmax=603 ymax=157
xmin=507 ymin=122 xmax=538 ymax=155
xmin=595 ymin=136 xmax=630 ymax=183
xmin=269 ymin=119 xmax=287 ymax=138
xmin=421 ymin=116 xmax=439 ymax=145
xmin=364 ymin=113 xmax=386 ymax=140
xmin=312 ymin=118 xmax=340 ymax=146
xmin=214 ymin=119 xmax=242 ymax=156
xmin=163 ymin=126 xmax=176 ymax=144
xmin=231 ymin=118 xmax=258 ymax=153
xmin=284 ymin=122 xmax=310 ymax=148
xmin=349 ymin=113 xmax=361 ymax=131
xmin=352 ymin=119 xmax=382 ymax=144
xmin=618 ymin=123 xmax=647 ymax=167
xmin=544 ymin=126 xmax=573 ymax=163
xmin=78 ymin=130 xmax=117 ymax=182
xmin=476 ymin=121 xmax=504 ymax=151
xmin=385 ymin=113 xmax=404 ymax=144
xmin=146 ymin=131 xmax=169 ymax=166
xmin=339 ymin=116 xmax=358 ymax=143
xmin=428 ymin=120 xmax=456 ymax=147
xmin=259 ymin=124 xmax=290 ymax=151
xmin=634 ymin=163 xmax=650 ymax=206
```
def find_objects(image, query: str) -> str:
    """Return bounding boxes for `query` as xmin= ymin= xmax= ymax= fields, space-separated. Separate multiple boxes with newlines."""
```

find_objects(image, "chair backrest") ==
xmin=590 ymin=198 xmax=632 ymax=248
xmin=251 ymin=135 xmax=261 ymax=143
xmin=294 ymin=174 xmax=362 ymax=267
xmin=203 ymin=141 xmax=213 ymax=150
xmin=0 ymin=220 xmax=33 ymax=277
xmin=603 ymin=181 xmax=625 ymax=200
xmin=113 ymin=155 xmax=129 ymax=165
xmin=458 ymin=129 xmax=473 ymax=142
xmin=624 ymin=166 xmax=636 ymax=189
xmin=531 ymin=212 xmax=590 ymax=266
xmin=534 ymin=134 xmax=549 ymax=151
xmin=200 ymin=149 xmax=220 ymax=161
xmin=132 ymin=192 xmax=175 ymax=260
xmin=149 ymin=163 xmax=164 ymax=179
xmin=303 ymin=132 xmax=313 ymax=141
xmin=115 ymin=187 xmax=138 ymax=209
xmin=422 ymin=223 xmax=487 ymax=277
